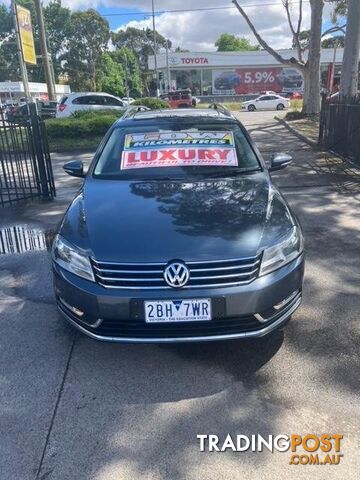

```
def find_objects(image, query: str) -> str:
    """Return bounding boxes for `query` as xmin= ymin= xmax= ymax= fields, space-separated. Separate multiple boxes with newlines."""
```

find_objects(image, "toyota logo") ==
xmin=164 ymin=262 xmax=190 ymax=288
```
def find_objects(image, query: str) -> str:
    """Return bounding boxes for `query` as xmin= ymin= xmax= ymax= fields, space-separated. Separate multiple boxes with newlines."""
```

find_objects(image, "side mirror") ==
xmin=269 ymin=153 xmax=292 ymax=172
xmin=63 ymin=160 xmax=85 ymax=178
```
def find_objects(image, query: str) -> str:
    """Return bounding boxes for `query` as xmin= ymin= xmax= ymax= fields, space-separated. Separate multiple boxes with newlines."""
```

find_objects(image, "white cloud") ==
xmin=111 ymin=1 xmax=316 ymax=51
xmin=1 ymin=0 xmax=335 ymax=52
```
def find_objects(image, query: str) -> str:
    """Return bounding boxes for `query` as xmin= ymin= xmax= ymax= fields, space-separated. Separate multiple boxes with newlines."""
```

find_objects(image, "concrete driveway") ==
xmin=0 ymin=111 xmax=359 ymax=480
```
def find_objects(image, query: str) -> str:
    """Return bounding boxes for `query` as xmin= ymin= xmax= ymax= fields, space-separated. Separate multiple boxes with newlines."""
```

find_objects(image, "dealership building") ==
xmin=149 ymin=48 xmax=344 ymax=97
xmin=0 ymin=81 xmax=71 ymax=104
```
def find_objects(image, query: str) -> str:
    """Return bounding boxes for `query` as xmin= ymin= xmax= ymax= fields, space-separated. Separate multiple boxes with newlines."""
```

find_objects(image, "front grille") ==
xmin=91 ymin=254 xmax=261 ymax=290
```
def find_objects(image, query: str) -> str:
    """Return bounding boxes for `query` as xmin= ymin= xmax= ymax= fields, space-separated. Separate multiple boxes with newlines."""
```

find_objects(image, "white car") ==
xmin=56 ymin=92 xmax=128 ymax=118
xmin=242 ymin=94 xmax=290 ymax=112
xmin=121 ymin=97 xmax=135 ymax=104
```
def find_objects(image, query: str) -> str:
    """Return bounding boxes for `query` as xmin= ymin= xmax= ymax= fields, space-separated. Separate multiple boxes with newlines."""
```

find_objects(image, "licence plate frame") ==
xmin=144 ymin=299 xmax=212 ymax=323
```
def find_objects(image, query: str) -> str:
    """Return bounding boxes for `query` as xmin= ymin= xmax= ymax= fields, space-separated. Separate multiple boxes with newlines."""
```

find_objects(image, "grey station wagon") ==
xmin=52 ymin=107 xmax=304 ymax=343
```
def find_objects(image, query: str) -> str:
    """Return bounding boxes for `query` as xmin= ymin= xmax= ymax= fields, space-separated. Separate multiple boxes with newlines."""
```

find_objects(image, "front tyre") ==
xmin=277 ymin=103 xmax=285 ymax=110
xmin=248 ymin=104 xmax=256 ymax=112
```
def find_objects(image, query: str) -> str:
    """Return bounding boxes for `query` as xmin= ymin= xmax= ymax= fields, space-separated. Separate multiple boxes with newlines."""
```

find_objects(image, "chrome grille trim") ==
xmin=92 ymin=254 xmax=261 ymax=290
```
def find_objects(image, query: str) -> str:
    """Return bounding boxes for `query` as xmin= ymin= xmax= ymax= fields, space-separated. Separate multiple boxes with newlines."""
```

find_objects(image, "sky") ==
xmin=2 ymin=0 xmax=336 ymax=52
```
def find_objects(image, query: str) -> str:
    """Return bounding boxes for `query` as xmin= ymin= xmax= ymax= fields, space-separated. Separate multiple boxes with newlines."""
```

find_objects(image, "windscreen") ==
xmin=93 ymin=119 xmax=260 ymax=179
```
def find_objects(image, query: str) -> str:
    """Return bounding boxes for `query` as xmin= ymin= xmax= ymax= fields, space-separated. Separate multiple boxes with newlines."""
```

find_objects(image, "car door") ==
xmin=102 ymin=95 xmax=126 ymax=111
xmin=87 ymin=95 xmax=106 ymax=112
xmin=71 ymin=95 xmax=96 ymax=114
xmin=267 ymin=95 xmax=280 ymax=109
xmin=256 ymin=96 xmax=269 ymax=110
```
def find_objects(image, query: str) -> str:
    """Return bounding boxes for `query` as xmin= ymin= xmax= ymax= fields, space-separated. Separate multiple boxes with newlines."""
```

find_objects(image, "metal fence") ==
xmin=0 ymin=102 xmax=56 ymax=206
xmin=319 ymin=96 xmax=360 ymax=165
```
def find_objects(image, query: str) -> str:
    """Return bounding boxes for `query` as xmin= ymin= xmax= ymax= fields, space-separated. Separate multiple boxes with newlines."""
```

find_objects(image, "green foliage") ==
xmin=97 ymin=48 xmax=142 ymax=98
xmin=43 ymin=0 xmax=71 ymax=80
xmin=215 ymin=34 xmax=259 ymax=52
xmin=112 ymin=27 xmax=172 ymax=95
xmin=62 ymin=9 xmax=110 ymax=91
xmin=290 ymin=99 xmax=303 ymax=112
xmin=46 ymin=112 xmax=122 ymax=139
xmin=97 ymin=52 xmax=126 ymax=98
xmin=132 ymin=97 xmax=169 ymax=109
xmin=0 ymin=0 xmax=37 ymax=81
xmin=70 ymin=109 xmax=123 ymax=119
xmin=112 ymin=27 xmax=171 ymax=69
xmin=330 ymin=0 xmax=348 ymax=23
xmin=322 ymin=35 xmax=345 ymax=48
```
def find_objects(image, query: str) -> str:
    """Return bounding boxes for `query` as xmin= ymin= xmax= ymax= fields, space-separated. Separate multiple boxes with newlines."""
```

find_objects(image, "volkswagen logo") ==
xmin=163 ymin=261 xmax=190 ymax=288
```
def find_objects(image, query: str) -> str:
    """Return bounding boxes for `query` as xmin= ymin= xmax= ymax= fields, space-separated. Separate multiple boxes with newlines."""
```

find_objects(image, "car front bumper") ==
xmin=53 ymin=254 xmax=304 ymax=343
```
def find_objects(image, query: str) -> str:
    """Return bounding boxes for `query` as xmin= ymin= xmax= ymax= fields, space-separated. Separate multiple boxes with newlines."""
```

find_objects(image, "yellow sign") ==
xmin=16 ymin=4 xmax=36 ymax=65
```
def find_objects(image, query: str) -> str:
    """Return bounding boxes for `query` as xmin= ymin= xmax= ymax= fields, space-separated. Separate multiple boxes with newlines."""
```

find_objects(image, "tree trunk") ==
xmin=302 ymin=0 xmax=323 ymax=115
xmin=340 ymin=0 xmax=360 ymax=97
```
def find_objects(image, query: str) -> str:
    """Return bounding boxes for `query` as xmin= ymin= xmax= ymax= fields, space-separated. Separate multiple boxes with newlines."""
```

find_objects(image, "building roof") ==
xmin=149 ymin=48 xmax=345 ymax=70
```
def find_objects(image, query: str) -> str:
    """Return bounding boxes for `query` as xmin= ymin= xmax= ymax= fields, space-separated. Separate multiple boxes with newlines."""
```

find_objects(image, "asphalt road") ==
xmin=0 ymin=111 xmax=359 ymax=480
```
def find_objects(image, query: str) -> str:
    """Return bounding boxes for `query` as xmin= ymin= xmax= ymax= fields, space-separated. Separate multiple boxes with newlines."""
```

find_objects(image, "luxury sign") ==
xmin=121 ymin=131 xmax=238 ymax=170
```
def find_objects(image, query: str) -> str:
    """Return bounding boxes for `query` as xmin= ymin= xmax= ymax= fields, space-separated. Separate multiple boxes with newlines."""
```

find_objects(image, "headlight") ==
xmin=52 ymin=235 xmax=95 ymax=282
xmin=259 ymin=226 xmax=303 ymax=276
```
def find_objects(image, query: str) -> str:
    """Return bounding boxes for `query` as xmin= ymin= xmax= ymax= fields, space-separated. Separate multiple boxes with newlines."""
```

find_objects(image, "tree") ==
xmin=43 ymin=0 xmax=71 ymax=81
xmin=112 ymin=27 xmax=171 ymax=95
xmin=0 ymin=0 xmax=39 ymax=82
xmin=331 ymin=0 xmax=348 ymax=23
xmin=62 ymin=9 xmax=110 ymax=91
xmin=339 ymin=0 xmax=360 ymax=96
xmin=232 ymin=0 xmax=324 ymax=115
xmin=215 ymin=33 xmax=259 ymax=51
xmin=322 ymin=35 xmax=345 ymax=48
xmin=112 ymin=27 xmax=170 ymax=71
xmin=98 ymin=48 xmax=142 ymax=98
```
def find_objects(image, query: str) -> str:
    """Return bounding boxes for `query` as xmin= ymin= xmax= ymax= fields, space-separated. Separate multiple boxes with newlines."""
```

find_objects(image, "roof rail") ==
xmin=208 ymin=103 xmax=233 ymax=117
xmin=121 ymin=105 xmax=151 ymax=120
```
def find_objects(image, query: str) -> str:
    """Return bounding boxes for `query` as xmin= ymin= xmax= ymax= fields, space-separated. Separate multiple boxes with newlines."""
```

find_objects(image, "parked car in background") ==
xmin=56 ymin=92 xmax=128 ymax=118
xmin=214 ymin=72 xmax=241 ymax=90
xmin=284 ymin=91 xmax=303 ymax=100
xmin=121 ymin=97 xmax=135 ymax=104
xmin=276 ymin=69 xmax=303 ymax=89
xmin=242 ymin=94 xmax=290 ymax=111
xmin=6 ymin=100 xmax=57 ymax=124
xmin=167 ymin=89 xmax=193 ymax=108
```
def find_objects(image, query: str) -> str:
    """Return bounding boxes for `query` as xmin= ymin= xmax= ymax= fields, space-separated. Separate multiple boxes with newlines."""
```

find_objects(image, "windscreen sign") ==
xmin=121 ymin=131 xmax=238 ymax=170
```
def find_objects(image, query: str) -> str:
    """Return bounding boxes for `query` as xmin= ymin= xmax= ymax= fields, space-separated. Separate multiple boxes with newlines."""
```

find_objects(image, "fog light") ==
xmin=255 ymin=290 xmax=299 ymax=323
xmin=273 ymin=291 xmax=299 ymax=311
xmin=59 ymin=297 xmax=84 ymax=317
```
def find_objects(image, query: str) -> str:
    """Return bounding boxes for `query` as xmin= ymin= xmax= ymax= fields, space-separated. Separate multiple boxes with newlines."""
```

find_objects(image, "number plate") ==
xmin=144 ymin=299 xmax=212 ymax=323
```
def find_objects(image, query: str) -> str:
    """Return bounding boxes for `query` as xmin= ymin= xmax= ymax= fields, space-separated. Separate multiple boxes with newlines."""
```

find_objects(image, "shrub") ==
xmin=290 ymin=99 xmax=303 ymax=112
xmin=46 ymin=113 xmax=121 ymax=139
xmin=70 ymin=109 xmax=124 ymax=120
xmin=285 ymin=111 xmax=306 ymax=120
xmin=132 ymin=97 xmax=169 ymax=109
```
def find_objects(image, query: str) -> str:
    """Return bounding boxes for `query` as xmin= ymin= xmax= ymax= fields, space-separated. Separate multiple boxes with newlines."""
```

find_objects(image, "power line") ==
xmin=101 ymin=1 xmax=308 ymax=17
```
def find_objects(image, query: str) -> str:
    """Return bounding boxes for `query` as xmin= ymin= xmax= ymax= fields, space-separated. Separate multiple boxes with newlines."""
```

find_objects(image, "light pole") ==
xmin=34 ymin=0 xmax=56 ymax=101
xmin=165 ymin=40 xmax=171 ymax=92
xmin=151 ymin=0 xmax=159 ymax=96
xmin=11 ymin=0 xmax=30 ymax=100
